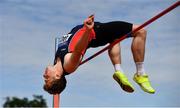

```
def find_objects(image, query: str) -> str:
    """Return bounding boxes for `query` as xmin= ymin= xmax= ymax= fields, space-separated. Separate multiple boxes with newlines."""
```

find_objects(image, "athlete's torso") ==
xmin=55 ymin=21 xmax=132 ymax=74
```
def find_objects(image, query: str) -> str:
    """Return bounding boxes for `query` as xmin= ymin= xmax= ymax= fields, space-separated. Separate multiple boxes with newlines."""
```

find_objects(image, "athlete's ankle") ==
xmin=114 ymin=64 xmax=124 ymax=73
xmin=135 ymin=62 xmax=146 ymax=75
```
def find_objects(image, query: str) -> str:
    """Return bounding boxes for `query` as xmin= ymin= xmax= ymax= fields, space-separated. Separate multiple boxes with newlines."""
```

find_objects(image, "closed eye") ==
xmin=56 ymin=74 xmax=60 ymax=77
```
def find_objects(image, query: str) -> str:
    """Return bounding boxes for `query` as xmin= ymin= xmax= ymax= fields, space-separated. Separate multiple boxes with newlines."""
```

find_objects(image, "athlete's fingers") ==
xmin=83 ymin=15 xmax=94 ymax=29
xmin=86 ymin=16 xmax=94 ymax=25
xmin=84 ymin=18 xmax=93 ymax=25
xmin=88 ymin=14 xmax=94 ymax=18
xmin=88 ymin=14 xmax=94 ymax=22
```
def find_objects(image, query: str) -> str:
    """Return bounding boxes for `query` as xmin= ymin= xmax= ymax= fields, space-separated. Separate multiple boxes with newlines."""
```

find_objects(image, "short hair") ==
xmin=43 ymin=75 xmax=67 ymax=94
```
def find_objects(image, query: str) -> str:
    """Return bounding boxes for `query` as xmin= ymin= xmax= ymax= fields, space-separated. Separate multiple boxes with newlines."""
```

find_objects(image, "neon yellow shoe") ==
xmin=113 ymin=71 xmax=134 ymax=93
xmin=133 ymin=73 xmax=155 ymax=94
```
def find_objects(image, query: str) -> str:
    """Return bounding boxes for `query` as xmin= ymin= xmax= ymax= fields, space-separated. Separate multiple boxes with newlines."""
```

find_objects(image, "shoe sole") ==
xmin=113 ymin=74 xmax=134 ymax=93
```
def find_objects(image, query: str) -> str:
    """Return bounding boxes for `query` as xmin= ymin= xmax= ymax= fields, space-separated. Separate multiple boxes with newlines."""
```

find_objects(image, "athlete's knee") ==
xmin=133 ymin=28 xmax=147 ymax=39
xmin=137 ymin=29 xmax=146 ymax=40
xmin=139 ymin=28 xmax=147 ymax=36
xmin=132 ymin=25 xmax=147 ymax=39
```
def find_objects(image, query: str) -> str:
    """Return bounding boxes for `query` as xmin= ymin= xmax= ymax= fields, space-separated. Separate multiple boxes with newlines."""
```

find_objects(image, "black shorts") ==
xmin=88 ymin=21 xmax=133 ymax=48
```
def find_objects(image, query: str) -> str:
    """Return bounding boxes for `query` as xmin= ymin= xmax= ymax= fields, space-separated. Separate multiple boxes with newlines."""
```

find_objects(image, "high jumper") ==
xmin=43 ymin=14 xmax=155 ymax=94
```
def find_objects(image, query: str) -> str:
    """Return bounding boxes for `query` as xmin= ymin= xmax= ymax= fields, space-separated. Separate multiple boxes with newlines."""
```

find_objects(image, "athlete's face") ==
xmin=43 ymin=65 xmax=62 ymax=87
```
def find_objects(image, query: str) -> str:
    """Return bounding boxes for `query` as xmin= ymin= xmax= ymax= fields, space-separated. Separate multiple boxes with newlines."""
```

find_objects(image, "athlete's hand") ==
xmin=84 ymin=14 xmax=94 ymax=30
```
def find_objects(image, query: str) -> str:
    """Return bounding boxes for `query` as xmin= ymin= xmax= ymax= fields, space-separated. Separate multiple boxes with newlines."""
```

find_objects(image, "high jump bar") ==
xmin=53 ymin=1 xmax=179 ymax=108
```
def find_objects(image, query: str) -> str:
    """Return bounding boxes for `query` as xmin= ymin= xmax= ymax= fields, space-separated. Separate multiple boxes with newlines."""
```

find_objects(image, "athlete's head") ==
xmin=43 ymin=65 xmax=66 ymax=94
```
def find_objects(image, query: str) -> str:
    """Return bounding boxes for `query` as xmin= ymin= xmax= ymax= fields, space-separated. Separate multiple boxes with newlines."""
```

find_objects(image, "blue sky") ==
xmin=0 ymin=0 xmax=180 ymax=107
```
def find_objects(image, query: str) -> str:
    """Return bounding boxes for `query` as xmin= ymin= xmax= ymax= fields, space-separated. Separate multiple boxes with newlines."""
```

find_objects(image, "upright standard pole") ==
xmin=53 ymin=37 xmax=60 ymax=108
xmin=53 ymin=94 xmax=60 ymax=108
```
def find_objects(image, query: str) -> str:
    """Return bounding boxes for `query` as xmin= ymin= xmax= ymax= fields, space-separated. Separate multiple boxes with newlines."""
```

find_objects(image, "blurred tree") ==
xmin=3 ymin=95 xmax=47 ymax=107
